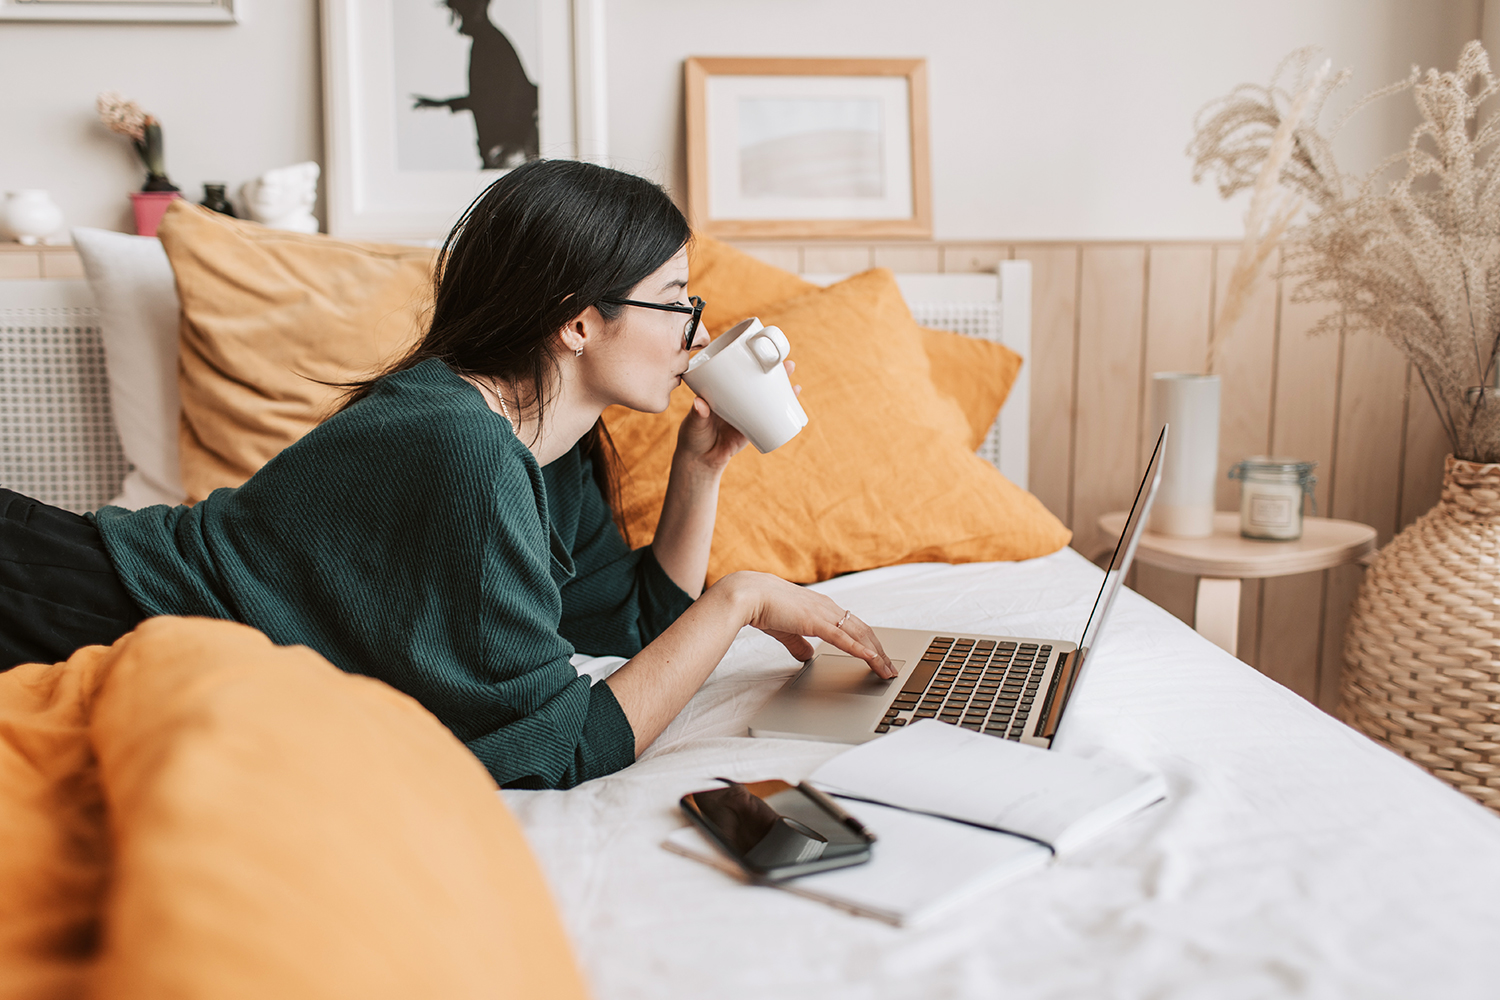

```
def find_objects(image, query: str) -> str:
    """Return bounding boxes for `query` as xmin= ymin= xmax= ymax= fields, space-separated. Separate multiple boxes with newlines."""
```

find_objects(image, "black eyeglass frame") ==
xmin=601 ymin=295 xmax=706 ymax=351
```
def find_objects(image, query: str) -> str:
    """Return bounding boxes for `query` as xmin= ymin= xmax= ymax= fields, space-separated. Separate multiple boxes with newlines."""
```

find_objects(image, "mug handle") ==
xmin=747 ymin=326 xmax=790 ymax=371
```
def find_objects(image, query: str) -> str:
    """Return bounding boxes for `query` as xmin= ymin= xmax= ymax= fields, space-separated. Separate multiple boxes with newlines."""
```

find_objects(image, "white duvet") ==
xmin=506 ymin=550 xmax=1500 ymax=999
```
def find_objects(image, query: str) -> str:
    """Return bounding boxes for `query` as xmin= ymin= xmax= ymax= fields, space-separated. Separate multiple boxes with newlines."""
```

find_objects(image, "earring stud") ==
xmin=574 ymin=345 xmax=584 ymax=357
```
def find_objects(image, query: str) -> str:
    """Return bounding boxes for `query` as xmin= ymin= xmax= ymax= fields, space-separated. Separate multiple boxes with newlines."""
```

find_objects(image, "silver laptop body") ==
xmin=749 ymin=427 xmax=1167 ymax=750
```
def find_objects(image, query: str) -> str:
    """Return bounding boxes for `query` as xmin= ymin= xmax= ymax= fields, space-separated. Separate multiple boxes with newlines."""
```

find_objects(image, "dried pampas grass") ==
xmin=1191 ymin=41 xmax=1500 ymax=462
xmin=1193 ymin=54 xmax=1332 ymax=371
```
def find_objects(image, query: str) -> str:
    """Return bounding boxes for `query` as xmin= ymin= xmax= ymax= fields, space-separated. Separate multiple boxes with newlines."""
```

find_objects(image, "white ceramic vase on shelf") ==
xmin=3 ymin=190 xmax=65 ymax=245
xmin=1149 ymin=372 xmax=1220 ymax=538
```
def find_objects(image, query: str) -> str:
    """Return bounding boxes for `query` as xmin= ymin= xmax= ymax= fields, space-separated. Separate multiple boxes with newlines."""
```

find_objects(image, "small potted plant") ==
xmin=97 ymin=92 xmax=181 ymax=236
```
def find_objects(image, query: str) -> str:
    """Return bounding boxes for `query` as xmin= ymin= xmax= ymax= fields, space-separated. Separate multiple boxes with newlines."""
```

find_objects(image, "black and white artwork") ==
xmin=394 ymin=0 xmax=540 ymax=171
xmin=324 ymin=0 xmax=597 ymax=239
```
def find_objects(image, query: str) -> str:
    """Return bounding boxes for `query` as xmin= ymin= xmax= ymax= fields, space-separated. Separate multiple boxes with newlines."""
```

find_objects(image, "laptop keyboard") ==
xmin=875 ymin=637 xmax=1052 ymax=740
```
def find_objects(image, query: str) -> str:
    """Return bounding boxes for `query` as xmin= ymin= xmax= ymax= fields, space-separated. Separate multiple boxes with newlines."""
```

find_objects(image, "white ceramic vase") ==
xmin=1149 ymin=372 xmax=1220 ymax=538
xmin=3 ymin=190 xmax=65 ymax=245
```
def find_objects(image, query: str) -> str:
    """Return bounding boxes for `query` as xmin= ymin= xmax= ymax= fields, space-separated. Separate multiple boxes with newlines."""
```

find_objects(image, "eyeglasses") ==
xmin=602 ymin=295 xmax=706 ymax=351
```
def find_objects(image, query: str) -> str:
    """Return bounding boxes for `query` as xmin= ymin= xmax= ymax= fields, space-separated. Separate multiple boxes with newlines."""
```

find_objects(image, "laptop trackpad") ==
xmin=795 ymin=656 xmax=904 ymax=696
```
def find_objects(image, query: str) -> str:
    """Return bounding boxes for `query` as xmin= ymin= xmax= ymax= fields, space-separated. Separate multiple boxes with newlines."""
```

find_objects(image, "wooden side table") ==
xmin=1097 ymin=511 xmax=1377 ymax=656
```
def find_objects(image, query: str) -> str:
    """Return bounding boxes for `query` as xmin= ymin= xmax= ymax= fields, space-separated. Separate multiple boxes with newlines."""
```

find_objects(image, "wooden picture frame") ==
xmin=0 ymin=0 xmax=234 ymax=22
xmin=685 ymin=57 xmax=930 ymax=240
xmin=320 ymin=0 xmax=607 ymax=241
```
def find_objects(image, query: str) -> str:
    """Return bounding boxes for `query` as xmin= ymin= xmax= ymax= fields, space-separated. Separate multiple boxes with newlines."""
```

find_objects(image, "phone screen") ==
xmin=681 ymin=779 xmax=872 ymax=880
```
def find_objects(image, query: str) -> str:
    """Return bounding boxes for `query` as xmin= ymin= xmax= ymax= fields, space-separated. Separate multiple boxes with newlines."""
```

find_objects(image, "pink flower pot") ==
xmin=129 ymin=191 xmax=182 ymax=237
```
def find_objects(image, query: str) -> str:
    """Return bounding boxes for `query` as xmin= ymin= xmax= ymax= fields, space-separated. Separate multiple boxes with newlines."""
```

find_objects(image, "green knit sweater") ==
xmin=93 ymin=359 xmax=695 ymax=789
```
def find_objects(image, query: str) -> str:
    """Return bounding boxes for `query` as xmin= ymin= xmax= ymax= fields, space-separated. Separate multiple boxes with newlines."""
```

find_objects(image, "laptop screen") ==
xmin=1076 ymin=426 xmax=1168 ymax=654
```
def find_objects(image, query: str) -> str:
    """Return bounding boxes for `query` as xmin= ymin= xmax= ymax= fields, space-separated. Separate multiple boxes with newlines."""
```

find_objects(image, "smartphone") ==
xmin=680 ymin=778 xmax=875 ymax=881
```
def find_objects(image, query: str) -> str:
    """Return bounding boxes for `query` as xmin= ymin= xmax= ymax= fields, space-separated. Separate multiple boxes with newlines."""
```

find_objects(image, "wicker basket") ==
xmin=1343 ymin=455 xmax=1500 ymax=812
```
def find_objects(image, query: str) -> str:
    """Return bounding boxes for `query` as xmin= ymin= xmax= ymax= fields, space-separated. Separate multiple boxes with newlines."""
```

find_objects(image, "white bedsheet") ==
xmin=506 ymin=550 xmax=1500 ymax=999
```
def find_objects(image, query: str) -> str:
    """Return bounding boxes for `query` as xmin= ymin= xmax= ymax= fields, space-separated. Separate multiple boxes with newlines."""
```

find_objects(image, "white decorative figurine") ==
xmin=4 ymin=190 xmax=66 ymax=245
xmin=240 ymin=162 xmax=320 ymax=234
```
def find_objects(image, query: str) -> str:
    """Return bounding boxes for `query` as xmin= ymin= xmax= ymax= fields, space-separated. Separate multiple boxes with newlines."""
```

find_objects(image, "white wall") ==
xmin=0 ymin=0 xmax=1483 ymax=240
xmin=0 ymin=2 xmax=323 ymax=235
xmin=607 ymin=0 xmax=1482 ymax=240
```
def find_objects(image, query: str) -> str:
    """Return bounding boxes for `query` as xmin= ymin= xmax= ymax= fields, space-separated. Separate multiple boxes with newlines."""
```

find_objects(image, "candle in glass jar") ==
xmin=1228 ymin=457 xmax=1317 ymax=540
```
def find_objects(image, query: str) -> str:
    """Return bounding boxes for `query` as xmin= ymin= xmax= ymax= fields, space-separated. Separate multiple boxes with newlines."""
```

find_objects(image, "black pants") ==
xmin=0 ymin=489 xmax=145 ymax=670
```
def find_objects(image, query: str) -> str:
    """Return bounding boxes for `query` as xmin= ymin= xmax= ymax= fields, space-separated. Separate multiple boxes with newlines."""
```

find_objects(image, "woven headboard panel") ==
xmin=0 ymin=280 xmax=128 ymax=513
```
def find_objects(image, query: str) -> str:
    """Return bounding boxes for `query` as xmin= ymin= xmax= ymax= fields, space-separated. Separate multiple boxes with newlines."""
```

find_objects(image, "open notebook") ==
xmin=666 ymin=721 xmax=1167 ymax=926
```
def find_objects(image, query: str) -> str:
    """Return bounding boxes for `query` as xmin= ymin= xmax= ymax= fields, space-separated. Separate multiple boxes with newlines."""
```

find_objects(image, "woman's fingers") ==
xmin=804 ymin=604 xmax=895 ymax=679
xmin=736 ymin=573 xmax=896 ymax=679
xmin=765 ymin=630 xmax=816 ymax=662
xmin=834 ymin=612 xmax=896 ymax=678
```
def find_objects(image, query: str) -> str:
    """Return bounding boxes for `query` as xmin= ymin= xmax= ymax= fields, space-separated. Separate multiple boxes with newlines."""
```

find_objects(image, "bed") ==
xmin=513 ymin=552 xmax=1500 ymax=999
xmin=3 ymin=212 xmax=1499 ymax=998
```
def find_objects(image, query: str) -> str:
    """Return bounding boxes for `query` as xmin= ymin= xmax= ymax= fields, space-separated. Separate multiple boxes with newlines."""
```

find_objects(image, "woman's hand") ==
xmin=716 ymin=571 xmax=896 ymax=679
xmin=673 ymin=360 xmax=799 ymax=475
xmin=605 ymin=567 xmax=894 ymax=756
xmin=674 ymin=396 xmax=749 ymax=474
xmin=653 ymin=361 xmax=801 ymax=597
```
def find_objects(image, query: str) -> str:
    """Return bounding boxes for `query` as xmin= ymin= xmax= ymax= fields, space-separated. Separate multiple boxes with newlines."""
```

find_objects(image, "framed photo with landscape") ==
xmin=685 ymin=57 xmax=931 ymax=240
xmin=320 ymin=0 xmax=607 ymax=241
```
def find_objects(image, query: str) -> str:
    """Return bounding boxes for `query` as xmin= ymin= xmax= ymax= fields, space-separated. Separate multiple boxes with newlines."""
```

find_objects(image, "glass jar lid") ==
xmin=1231 ymin=456 xmax=1317 ymax=476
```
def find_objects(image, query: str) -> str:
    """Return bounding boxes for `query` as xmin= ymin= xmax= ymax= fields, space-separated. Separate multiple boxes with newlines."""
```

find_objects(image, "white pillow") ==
xmin=72 ymin=227 xmax=186 ymax=508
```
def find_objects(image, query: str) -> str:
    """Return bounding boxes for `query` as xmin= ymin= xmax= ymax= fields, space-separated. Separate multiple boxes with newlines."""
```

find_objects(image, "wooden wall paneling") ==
xmin=1267 ymin=290 xmax=1342 ymax=513
xmin=0 ymin=251 xmax=42 ymax=280
xmin=1139 ymin=244 xmax=1215 ymax=460
xmin=40 ymin=253 xmax=85 ymax=279
xmin=800 ymin=245 xmax=874 ymax=275
xmin=1255 ymin=571 xmax=1323 ymax=701
xmin=1331 ymin=331 xmax=1409 ymax=541
xmin=1318 ymin=327 xmax=1408 ymax=711
xmin=1013 ymin=245 xmax=1080 ymax=525
xmin=1399 ymin=361 xmax=1450 ymax=530
xmin=872 ymin=244 xmax=943 ymax=273
xmin=943 ymin=244 xmax=1007 ymax=274
xmin=1260 ymin=278 xmax=1343 ymax=704
xmin=1129 ymin=245 xmax=1217 ymax=632
xmin=1318 ymin=564 xmax=1364 ymax=714
xmin=733 ymin=244 xmax=802 ymax=273
xmin=1212 ymin=243 xmax=1280 ymax=667
xmin=1071 ymin=245 xmax=1147 ymax=562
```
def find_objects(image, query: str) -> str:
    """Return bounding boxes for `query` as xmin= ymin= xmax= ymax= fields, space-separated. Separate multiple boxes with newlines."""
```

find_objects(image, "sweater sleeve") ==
xmin=463 ymin=451 xmax=641 ymax=790
xmin=554 ymin=455 xmax=696 ymax=657
xmin=465 ymin=676 xmax=638 ymax=790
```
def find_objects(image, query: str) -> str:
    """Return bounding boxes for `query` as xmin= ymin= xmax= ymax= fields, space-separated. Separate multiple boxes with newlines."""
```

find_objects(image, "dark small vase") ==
xmin=200 ymin=183 xmax=237 ymax=218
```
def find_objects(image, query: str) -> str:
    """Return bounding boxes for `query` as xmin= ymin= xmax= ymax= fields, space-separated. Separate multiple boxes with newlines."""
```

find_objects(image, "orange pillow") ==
xmin=0 ymin=617 xmax=586 ymax=999
xmin=605 ymin=269 xmax=1070 ymax=584
xmin=687 ymin=235 xmax=1021 ymax=450
xmin=157 ymin=202 xmax=436 ymax=502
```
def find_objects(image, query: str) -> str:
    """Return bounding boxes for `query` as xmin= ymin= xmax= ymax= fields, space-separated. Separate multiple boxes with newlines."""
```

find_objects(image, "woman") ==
xmin=0 ymin=160 xmax=893 ymax=789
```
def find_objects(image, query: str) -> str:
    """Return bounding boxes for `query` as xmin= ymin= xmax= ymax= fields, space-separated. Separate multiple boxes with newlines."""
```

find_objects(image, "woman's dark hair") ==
xmin=344 ymin=159 xmax=692 ymax=528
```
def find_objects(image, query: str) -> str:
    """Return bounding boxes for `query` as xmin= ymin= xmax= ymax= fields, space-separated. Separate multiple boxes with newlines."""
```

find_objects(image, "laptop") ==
xmin=749 ymin=426 xmax=1167 ymax=750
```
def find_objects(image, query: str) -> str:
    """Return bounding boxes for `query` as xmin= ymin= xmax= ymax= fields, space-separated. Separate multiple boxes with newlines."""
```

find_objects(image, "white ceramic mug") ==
xmin=683 ymin=317 xmax=809 ymax=453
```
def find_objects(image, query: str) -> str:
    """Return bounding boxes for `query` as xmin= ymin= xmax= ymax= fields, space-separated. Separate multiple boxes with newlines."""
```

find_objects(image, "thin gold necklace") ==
xmin=491 ymin=380 xmax=517 ymax=433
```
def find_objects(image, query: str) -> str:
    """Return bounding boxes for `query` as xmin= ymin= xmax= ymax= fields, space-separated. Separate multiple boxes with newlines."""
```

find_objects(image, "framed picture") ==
xmin=321 ymin=0 xmax=607 ymax=241
xmin=0 ymin=0 xmax=234 ymax=22
xmin=685 ymin=57 xmax=930 ymax=240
